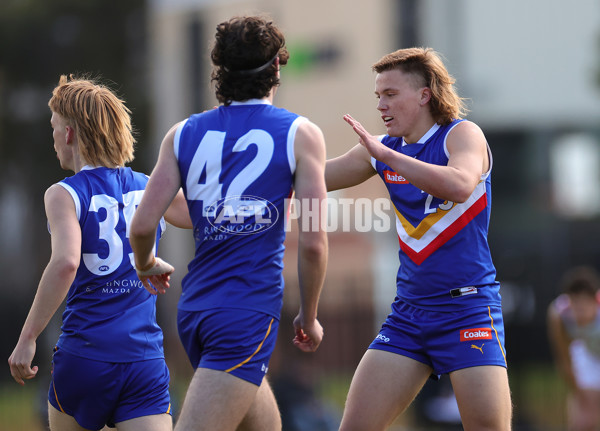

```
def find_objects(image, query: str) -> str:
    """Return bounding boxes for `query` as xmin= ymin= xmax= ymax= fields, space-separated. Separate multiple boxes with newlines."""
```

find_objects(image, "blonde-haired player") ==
xmin=327 ymin=47 xmax=512 ymax=431
xmin=9 ymin=75 xmax=190 ymax=431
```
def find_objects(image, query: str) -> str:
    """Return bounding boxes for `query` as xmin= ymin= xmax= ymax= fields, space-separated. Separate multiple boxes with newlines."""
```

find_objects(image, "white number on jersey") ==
xmin=185 ymin=129 xmax=275 ymax=214
xmin=424 ymin=192 xmax=454 ymax=214
xmin=82 ymin=191 xmax=151 ymax=275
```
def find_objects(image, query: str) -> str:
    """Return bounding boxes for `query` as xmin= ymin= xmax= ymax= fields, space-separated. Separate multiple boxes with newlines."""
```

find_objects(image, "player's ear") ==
xmin=420 ymin=87 xmax=431 ymax=106
xmin=65 ymin=125 xmax=74 ymax=144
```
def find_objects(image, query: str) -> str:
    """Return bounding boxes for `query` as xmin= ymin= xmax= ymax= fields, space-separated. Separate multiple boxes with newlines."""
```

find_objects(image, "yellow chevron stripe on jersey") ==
xmin=394 ymin=180 xmax=488 ymax=263
xmin=394 ymin=201 xmax=456 ymax=240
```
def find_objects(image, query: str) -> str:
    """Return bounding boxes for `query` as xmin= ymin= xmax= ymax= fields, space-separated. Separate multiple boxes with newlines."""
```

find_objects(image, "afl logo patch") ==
xmin=205 ymin=195 xmax=279 ymax=236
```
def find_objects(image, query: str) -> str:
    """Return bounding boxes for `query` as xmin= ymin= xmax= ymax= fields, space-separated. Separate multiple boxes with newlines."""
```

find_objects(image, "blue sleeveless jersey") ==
xmin=174 ymin=100 xmax=303 ymax=318
xmin=56 ymin=166 xmax=166 ymax=362
xmin=373 ymin=120 xmax=501 ymax=310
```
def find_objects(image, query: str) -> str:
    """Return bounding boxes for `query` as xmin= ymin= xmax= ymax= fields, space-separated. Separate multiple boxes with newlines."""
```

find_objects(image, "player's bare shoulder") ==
xmin=294 ymin=119 xmax=326 ymax=162
xmin=44 ymin=183 xmax=74 ymax=210
xmin=449 ymin=120 xmax=487 ymax=145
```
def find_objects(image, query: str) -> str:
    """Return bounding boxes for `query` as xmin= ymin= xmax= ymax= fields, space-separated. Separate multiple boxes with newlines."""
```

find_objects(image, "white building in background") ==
xmin=425 ymin=0 xmax=600 ymax=129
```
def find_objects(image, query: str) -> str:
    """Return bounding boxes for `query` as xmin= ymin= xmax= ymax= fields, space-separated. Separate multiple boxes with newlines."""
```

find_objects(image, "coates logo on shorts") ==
xmin=460 ymin=327 xmax=493 ymax=342
xmin=204 ymin=195 xmax=279 ymax=236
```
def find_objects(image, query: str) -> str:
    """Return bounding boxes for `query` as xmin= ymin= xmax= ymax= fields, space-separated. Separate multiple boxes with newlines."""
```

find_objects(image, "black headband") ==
xmin=223 ymin=53 xmax=279 ymax=76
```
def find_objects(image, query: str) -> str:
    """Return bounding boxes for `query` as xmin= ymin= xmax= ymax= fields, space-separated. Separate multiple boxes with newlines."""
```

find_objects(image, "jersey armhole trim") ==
xmin=173 ymin=119 xmax=188 ymax=161
xmin=371 ymin=135 xmax=386 ymax=170
xmin=483 ymin=144 xmax=493 ymax=180
xmin=56 ymin=182 xmax=81 ymax=221
xmin=442 ymin=121 xmax=464 ymax=159
xmin=159 ymin=217 xmax=166 ymax=239
xmin=443 ymin=120 xmax=493 ymax=180
xmin=287 ymin=116 xmax=307 ymax=174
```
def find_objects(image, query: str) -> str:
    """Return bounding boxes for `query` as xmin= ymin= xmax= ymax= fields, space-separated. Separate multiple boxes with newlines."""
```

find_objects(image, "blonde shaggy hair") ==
xmin=48 ymin=75 xmax=135 ymax=167
xmin=373 ymin=47 xmax=468 ymax=126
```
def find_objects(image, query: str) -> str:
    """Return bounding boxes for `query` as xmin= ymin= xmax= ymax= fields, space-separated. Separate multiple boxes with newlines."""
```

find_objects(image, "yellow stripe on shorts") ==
xmin=225 ymin=317 xmax=274 ymax=373
xmin=488 ymin=306 xmax=507 ymax=366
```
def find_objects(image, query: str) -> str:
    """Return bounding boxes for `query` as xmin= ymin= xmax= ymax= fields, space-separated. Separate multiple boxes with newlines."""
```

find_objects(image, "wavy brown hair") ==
xmin=211 ymin=16 xmax=289 ymax=105
xmin=373 ymin=47 xmax=468 ymax=125
xmin=48 ymin=74 xmax=135 ymax=167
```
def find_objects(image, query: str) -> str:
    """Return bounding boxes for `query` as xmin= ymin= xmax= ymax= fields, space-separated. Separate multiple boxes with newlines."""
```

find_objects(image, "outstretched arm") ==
xmin=292 ymin=120 xmax=328 ymax=353
xmin=325 ymin=141 xmax=376 ymax=192
xmin=8 ymin=185 xmax=80 ymax=385
xmin=130 ymin=123 xmax=182 ymax=294
xmin=344 ymin=114 xmax=489 ymax=203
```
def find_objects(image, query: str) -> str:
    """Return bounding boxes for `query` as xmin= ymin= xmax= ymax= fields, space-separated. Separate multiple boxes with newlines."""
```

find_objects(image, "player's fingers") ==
xmin=160 ymin=273 xmax=171 ymax=287
xmin=144 ymin=275 xmax=168 ymax=294
xmin=10 ymin=364 xmax=36 ymax=385
xmin=153 ymin=283 xmax=167 ymax=294
xmin=142 ymin=280 xmax=158 ymax=295
xmin=9 ymin=366 xmax=25 ymax=385
xmin=151 ymin=281 xmax=166 ymax=295
xmin=293 ymin=339 xmax=317 ymax=353
xmin=292 ymin=336 xmax=307 ymax=346
xmin=21 ymin=365 xmax=38 ymax=380
xmin=151 ymin=275 xmax=170 ymax=294
xmin=354 ymin=123 xmax=369 ymax=138
xmin=343 ymin=114 xmax=359 ymax=128
xmin=11 ymin=374 xmax=24 ymax=385
xmin=344 ymin=114 xmax=364 ymax=130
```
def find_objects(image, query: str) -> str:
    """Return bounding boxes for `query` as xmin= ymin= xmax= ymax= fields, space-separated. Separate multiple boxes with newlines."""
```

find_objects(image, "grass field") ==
xmin=318 ymin=363 xmax=568 ymax=430
xmin=0 ymin=384 xmax=45 ymax=431
xmin=510 ymin=363 xmax=567 ymax=429
xmin=0 ymin=362 xmax=568 ymax=431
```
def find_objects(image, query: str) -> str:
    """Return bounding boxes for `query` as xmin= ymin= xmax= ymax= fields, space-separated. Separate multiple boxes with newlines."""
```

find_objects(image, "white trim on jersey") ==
xmin=442 ymin=122 xmax=460 ymax=159
xmin=173 ymin=118 xmax=188 ymax=161
xmin=483 ymin=144 xmax=493 ymax=181
xmin=57 ymin=182 xmax=81 ymax=221
xmin=395 ymin=179 xmax=487 ymax=256
xmin=286 ymin=116 xmax=307 ymax=174
xmin=370 ymin=134 xmax=387 ymax=170
xmin=229 ymin=98 xmax=271 ymax=106
xmin=404 ymin=123 xmax=440 ymax=147
xmin=440 ymin=122 xmax=494 ymax=181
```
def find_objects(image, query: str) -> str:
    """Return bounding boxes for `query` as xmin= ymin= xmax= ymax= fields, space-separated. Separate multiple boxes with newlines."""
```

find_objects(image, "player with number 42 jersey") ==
xmin=175 ymin=101 xmax=304 ymax=319
xmin=129 ymin=16 xmax=328 ymax=430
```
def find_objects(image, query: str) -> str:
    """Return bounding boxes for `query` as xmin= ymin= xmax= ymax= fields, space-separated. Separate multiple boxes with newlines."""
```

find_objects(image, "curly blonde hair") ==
xmin=373 ymin=47 xmax=468 ymax=125
xmin=48 ymin=74 xmax=135 ymax=167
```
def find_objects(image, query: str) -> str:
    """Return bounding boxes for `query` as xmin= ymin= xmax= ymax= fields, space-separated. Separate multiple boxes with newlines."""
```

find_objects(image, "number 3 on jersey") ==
xmin=82 ymin=190 xmax=154 ymax=275
xmin=185 ymin=129 xmax=275 ymax=215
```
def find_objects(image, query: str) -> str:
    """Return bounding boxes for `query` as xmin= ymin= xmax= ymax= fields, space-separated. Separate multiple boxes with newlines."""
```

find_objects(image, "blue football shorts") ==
xmin=370 ymin=298 xmax=507 ymax=378
xmin=177 ymin=308 xmax=279 ymax=386
xmin=48 ymin=347 xmax=171 ymax=430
